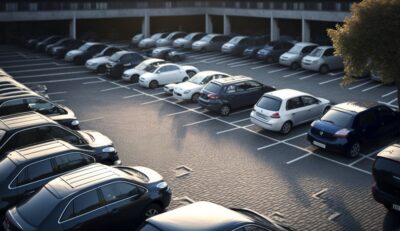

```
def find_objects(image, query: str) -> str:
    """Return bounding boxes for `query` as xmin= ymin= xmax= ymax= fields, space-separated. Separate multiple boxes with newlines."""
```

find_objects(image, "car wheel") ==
xmin=220 ymin=105 xmax=231 ymax=116
xmin=347 ymin=142 xmax=361 ymax=158
xmin=323 ymin=106 xmax=330 ymax=115
xmin=319 ymin=64 xmax=329 ymax=74
xmin=186 ymin=71 xmax=196 ymax=78
xmin=130 ymin=74 xmax=139 ymax=83
xmin=191 ymin=93 xmax=200 ymax=102
xmin=97 ymin=65 xmax=106 ymax=73
xmin=266 ymin=56 xmax=274 ymax=64
xmin=280 ymin=121 xmax=292 ymax=135
xmin=290 ymin=62 xmax=300 ymax=70
xmin=149 ymin=80 xmax=159 ymax=89
xmin=144 ymin=204 xmax=162 ymax=218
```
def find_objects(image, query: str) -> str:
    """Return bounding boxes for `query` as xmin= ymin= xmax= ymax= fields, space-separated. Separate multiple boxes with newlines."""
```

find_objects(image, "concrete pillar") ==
xmin=223 ymin=15 xmax=231 ymax=35
xmin=69 ymin=17 xmax=76 ymax=39
xmin=302 ymin=18 xmax=311 ymax=42
xmin=142 ymin=14 xmax=150 ymax=38
xmin=205 ymin=14 xmax=213 ymax=34
xmin=270 ymin=17 xmax=280 ymax=41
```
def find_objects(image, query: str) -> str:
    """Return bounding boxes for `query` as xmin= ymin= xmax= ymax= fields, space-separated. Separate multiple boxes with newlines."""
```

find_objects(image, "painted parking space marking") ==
xmin=23 ymin=76 xmax=97 ymax=85
xmin=257 ymin=132 xmax=307 ymax=150
xmin=286 ymin=152 xmax=313 ymax=164
xmin=251 ymin=63 xmax=276 ymax=70
xmin=299 ymin=73 xmax=319 ymax=80
xmin=328 ymin=71 xmax=344 ymax=76
xmin=382 ymin=90 xmax=397 ymax=98
xmin=361 ymin=83 xmax=383 ymax=92
xmin=1 ymin=62 xmax=61 ymax=69
xmin=83 ymin=78 xmax=106 ymax=84
xmin=166 ymin=107 xmax=202 ymax=116
xmin=183 ymin=118 xmax=215 ymax=127
xmin=216 ymin=124 xmax=254 ymax=134
xmin=0 ymin=58 xmax=53 ymax=64
xmin=14 ymin=71 xmax=90 ymax=79
xmin=216 ymin=57 xmax=247 ymax=65
xmin=100 ymin=83 xmax=138 ymax=92
xmin=348 ymin=80 xmax=373 ymax=90
xmin=230 ymin=60 xmax=264 ymax=68
xmin=378 ymin=101 xmax=399 ymax=109
xmin=7 ymin=65 xmax=80 ymax=74
xmin=319 ymin=77 xmax=343 ymax=85
xmin=122 ymin=93 xmax=143 ymax=99
xmin=47 ymin=91 xmax=67 ymax=96
xmin=141 ymin=97 xmax=173 ymax=105
xmin=282 ymin=70 xmax=308 ymax=78
xmin=268 ymin=67 xmax=288 ymax=74
xmin=202 ymin=56 xmax=232 ymax=63
xmin=227 ymin=59 xmax=253 ymax=66
xmin=388 ymin=98 xmax=398 ymax=104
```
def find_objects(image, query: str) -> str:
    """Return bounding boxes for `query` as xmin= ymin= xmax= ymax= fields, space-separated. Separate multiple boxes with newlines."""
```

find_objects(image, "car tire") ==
xmin=220 ymin=105 xmax=231 ymax=116
xmin=191 ymin=93 xmax=200 ymax=102
xmin=186 ymin=70 xmax=196 ymax=78
xmin=266 ymin=56 xmax=274 ymax=64
xmin=149 ymin=80 xmax=159 ymax=89
xmin=97 ymin=65 xmax=106 ymax=73
xmin=144 ymin=204 xmax=162 ymax=218
xmin=130 ymin=74 xmax=139 ymax=83
xmin=347 ymin=142 xmax=361 ymax=158
xmin=323 ymin=106 xmax=331 ymax=115
xmin=319 ymin=64 xmax=329 ymax=74
xmin=280 ymin=121 xmax=292 ymax=135
xmin=290 ymin=62 xmax=300 ymax=70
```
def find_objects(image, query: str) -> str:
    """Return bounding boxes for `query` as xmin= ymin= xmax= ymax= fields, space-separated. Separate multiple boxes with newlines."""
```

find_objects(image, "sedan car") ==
xmin=151 ymin=47 xmax=186 ymax=62
xmin=156 ymin=31 xmax=187 ymax=47
xmin=250 ymin=89 xmax=331 ymax=134
xmin=257 ymin=40 xmax=295 ymax=63
xmin=279 ymin=42 xmax=318 ymax=70
xmin=122 ymin=58 xmax=167 ymax=83
xmin=164 ymin=71 xmax=230 ymax=102
xmin=105 ymin=51 xmax=145 ymax=79
xmin=64 ymin=42 xmax=107 ymax=64
xmin=139 ymin=63 xmax=199 ymax=89
xmin=301 ymin=46 xmax=344 ymax=74
xmin=173 ymin=32 xmax=206 ymax=49
xmin=221 ymin=36 xmax=254 ymax=56
xmin=139 ymin=32 xmax=169 ymax=49
xmin=192 ymin=34 xmax=231 ymax=52
xmin=130 ymin=33 xmax=145 ymax=48
xmin=85 ymin=46 xmax=122 ymax=73
xmin=4 ymin=163 xmax=172 ymax=231
xmin=45 ymin=38 xmax=71 ymax=54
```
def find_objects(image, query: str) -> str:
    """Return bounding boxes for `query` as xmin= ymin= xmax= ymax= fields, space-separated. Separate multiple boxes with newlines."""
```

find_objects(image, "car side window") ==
xmin=0 ymin=99 xmax=29 ymax=115
xmin=3 ymin=128 xmax=49 ymax=153
xmin=247 ymin=81 xmax=262 ymax=90
xmin=157 ymin=66 xmax=168 ymax=73
xmin=100 ymin=182 xmax=139 ymax=204
xmin=286 ymin=97 xmax=304 ymax=110
xmin=61 ymin=190 xmax=102 ymax=221
xmin=54 ymin=153 xmax=94 ymax=173
xmin=357 ymin=110 xmax=377 ymax=129
xmin=301 ymin=96 xmax=319 ymax=106
xmin=25 ymin=160 xmax=54 ymax=184
xmin=323 ymin=48 xmax=334 ymax=57
xmin=26 ymin=97 xmax=58 ymax=115
xmin=226 ymin=85 xmax=237 ymax=93
xmin=168 ymin=65 xmax=180 ymax=72
xmin=235 ymin=83 xmax=247 ymax=92
xmin=201 ymin=76 xmax=212 ymax=84
xmin=48 ymin=127 xmax=82 ymax=145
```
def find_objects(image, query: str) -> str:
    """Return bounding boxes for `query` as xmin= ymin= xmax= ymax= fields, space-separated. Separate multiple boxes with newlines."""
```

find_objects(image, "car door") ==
xmin=355 ymin=109 xmax=379 ymax=142
xmin=244 ymin=81 xmax=264 ymax=105
xmin=47 ymin=126 xmax=87 ymax=148
xmin=285 ymin=97 xmax=307 ymax=125
xmin=300 ymin=95 xmax=322 ymax=120
xmin=119 ymin=54 xmax=133 ymax=70
xmin=322 ymin=48 xmax=335 ymax=69
xmin=376 ymin=106 xmax=398 ymax=137
xmin=225 ymin=83 xmax=248 ymax=109
xmin=163 ymin=65 xmax=182 ymax=84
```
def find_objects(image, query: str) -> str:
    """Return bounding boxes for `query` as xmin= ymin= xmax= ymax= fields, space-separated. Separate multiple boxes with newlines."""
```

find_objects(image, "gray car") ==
xmin=192 ymin=34 xmax=230 ymax=52
xmin=130 ymin=33 xmax=145 ymax=48
xmin=301 ymin=46 xmax=344 ymax=74
xmin=173 ymin=32 xmax=206 ymax=49
xmin=279 ymin=42 xmax=318 ymax=70
xmin=138 ymin=32 xmax=169 ymax=49
xmin=156 ymin=31 xmax=187 ymax=47
xmin=221 ymin=36 xmax=255 ymax=55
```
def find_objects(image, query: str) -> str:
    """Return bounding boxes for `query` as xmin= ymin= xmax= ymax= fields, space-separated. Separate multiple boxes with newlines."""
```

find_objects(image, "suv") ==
xmin=308 ymin=102 xmax=400 ymax=157
xmin=198 ymin=76 xmax=276 ymax=116
xmin=301 ymin=46 xmax=344 ymax=74
xmin=105 ymin=51 xmax=145 ymax=79
xmin=372 ymin=144 xmax=400 ymax=211
xmin=0 ymin=112 xmax=120 ymax=165
xmin=0 ymin=140 xmax=95 ymax=214
xmin=4 ymin=163 xmax=172 ymax=231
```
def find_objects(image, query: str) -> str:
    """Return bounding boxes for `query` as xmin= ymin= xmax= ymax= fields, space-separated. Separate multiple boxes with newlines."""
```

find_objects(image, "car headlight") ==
xmin=71 ymin=120 xmax=80 ymax=126
xmin=102 ymin=147 xmax=116 ymax=153
xmin=183 ymin=90 xmax=190 ymax=94
xmin=156 ymin=181 xmax=168 ymax=189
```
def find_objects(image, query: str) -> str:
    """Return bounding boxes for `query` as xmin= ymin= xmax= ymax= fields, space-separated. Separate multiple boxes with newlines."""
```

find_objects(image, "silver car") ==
xmin=138 ymin=32 xmax=169 ymax=49
xmin=301 ymin=46 xmax=344 ymax=74
xmin=250 ymin=89 xmax=331 ymax=134
xmin=173 ymin=32 xmax=206 ymax=49
xmin=279 ymin=42 xmax=318 ymax=70
xmin=156 ymin=31 xmax=187 ymax=47
xmin=192 ymin=34 xmax=230 ymax=52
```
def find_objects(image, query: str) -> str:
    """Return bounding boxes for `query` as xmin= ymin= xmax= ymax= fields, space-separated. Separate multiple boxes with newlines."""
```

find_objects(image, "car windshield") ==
xmin=135 ymin=62 xmax=148 ymax=71
xmin=133 ymin=34 xmax=143 ymax=39
xmin=200 ymin=35 xmax=213 ymax=42
xmin=118 ymin=167 xmax=149 ymax=183
xmin=78 ymin=43 xmax=91 ymax=51
xmin=228 ymin=37 xmax=243 ymax=44
xmin=321 ymin=109 xmax=354 ymax=128
xmin=166 ymin=33 xmax=176 ymax=39
xmin=17 ymin=187 xmax=59 ymax=226
xmin=0 ymin=157 xmax=16 ymax=184
xmin=184 ymin=33 xmax=196 ymax=40
xmin=150 ymin=33 xmax=162 ymax=40
xmin=256 ymin=96 xmax=282 ymax=111
xmin=109 ymin=52 xmax=123 ymax=62
xmin=287 ymin=44 xmax=303 ymax=54
xmin=263 ymin=45 xmax=273 ymax=50
xmin=189 ymin=74 xmax=207 ymax=84
xmin=204 ymin=82 xmax=221 ymax=93
xmin=309 ymin=48 xmax=324 ymax=57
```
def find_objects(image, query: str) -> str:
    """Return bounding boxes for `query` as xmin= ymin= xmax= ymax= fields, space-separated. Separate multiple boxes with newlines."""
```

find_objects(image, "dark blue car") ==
xmin=307 ymin=101 xmax=400 ymax=157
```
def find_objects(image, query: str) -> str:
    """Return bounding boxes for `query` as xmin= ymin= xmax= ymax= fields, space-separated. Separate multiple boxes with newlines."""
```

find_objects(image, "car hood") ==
xmin=52 ymin=46 xmax=64 ymax=51
xmin=165 ymin=83 xmax=178 ymax=89
xmin=174 ymin=38 xmax=188 ymax=44
xmin=258 ymin=49 xmax=272 ymax=55
xmin=87 ymin=56 xmax=109 ymax=64
xmin=132 ymin=166 xmax=164 ymax=183
xmin=302 ymin=55 xmax=320 ymax=62
xmin=193 ymin=41 xmax=208 ymax=47
xmin=66 ymin=50 xmax=83 ymax=56
xmin=312 ymin=120 xmax=344 ymax=134
xmin=280 ymin=52 xmax=300 ymax=60
xmin=174 ymin=81 xmax=201 ymax=91
xmin=156 ymin=39 xmax=169 ymax=44
xmin=124 ymin=68 xmax=146 ymax=76
xmin=78 ymin=130 xmax=113 ymax=148
xmin=222 ymin=43 xmax=235 ymax=49
xmin=140 ymin=38 xmax=155 ymax=44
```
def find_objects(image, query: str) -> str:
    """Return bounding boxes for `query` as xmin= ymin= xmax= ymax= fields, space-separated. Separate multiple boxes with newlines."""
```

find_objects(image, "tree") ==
xmin=328 ymin=0 xmax=400 ymax=110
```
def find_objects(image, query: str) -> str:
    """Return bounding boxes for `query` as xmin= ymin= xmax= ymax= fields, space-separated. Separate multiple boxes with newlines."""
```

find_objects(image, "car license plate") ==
xmin=313 ymin=141 xmax=326 ymax=149
xmin=393 ymin=204 xmax=400 ymax=211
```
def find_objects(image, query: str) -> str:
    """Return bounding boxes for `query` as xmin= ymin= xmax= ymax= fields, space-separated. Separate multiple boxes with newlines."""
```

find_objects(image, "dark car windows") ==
xmin=377 ymin=106 xmax=394 ymax=121
xmin=0 ymin=99 xmax=28 ymax=115
xmin=62 ymin=190 xmax=102 ymax=221
xmin=257 ymin=96 xmax=282 ymax=111
xmin=54 ymin=153 xmax=93 ymax=173
xmin=48 ymin=127 xmax=82 ymax=145
xmin=27 ymin=97 xmax=59 ymax=115
xmin=226 ymin=85 xmax=237 ymax=93
xmin=323 ymin=48 xmax=334 ymax=57
xmin=131 ymin=53 xmax=142 ymax=61
xmin=321 ymin=109 xmax=354 ymax=128
xmin=167 ymin=65 xmax=179 ymax=72
xmin=301 ymin=96 xmax=319 ymax=106
xmin=302 ymin=46 xmax=316 ymax=54
xmin=204 ymin=83 xmax=222 ymax=94
xmin=120 ymin=55 xmax=131 ymax=64
xmin=358 ymin=110 xmax=377 ymax=129
xmin=286 ymin=97 xmax=304 ymax=110
xmin=3 ymin=128 xmax=48 ymax=152
xmin=247 ymin=81 xmax=262 ymax=90
xmin=26 ymin=160 xmax=54 ymax=183
xmin=100 ymin=182 xmax=139 ymax=204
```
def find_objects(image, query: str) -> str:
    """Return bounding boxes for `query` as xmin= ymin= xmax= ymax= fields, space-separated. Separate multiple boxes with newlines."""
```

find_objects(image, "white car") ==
xmin=164 ymin=71 xmax=230 ymax=102
xmin=139 ymin=63 xmax=199 ymax=89
xmin=250 ymin=89 xmax=331 ymax=134
xmin=122 ymin=58 xmax=167 ymax=82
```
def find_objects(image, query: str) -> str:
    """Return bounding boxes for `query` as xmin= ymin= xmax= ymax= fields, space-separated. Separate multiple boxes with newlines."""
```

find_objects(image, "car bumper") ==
xmin=122 ymin=74 xmax=131 ymax=81
xmin=173 ymin=91 xmax=191 ymax=101
xmin=198 ymin=99 xmax=222 ymax=111
xmin=372 ymin=184 xmax=400 ymax=209
xmin=307 ymin=132 xmax=349 ymax=152
xmin=64 ymin=55 xmax=75 ymax=62
xmin=250 ymin=114 xmax=283 ymax=131
xmin=192 ymin=46 xmax=204 ymax=51
xmin=301 ymin=62 xmax=319 ymax=71
xmin=279 ymin=58 xmax=293 ymax=66
xmin=163 ymin=86 xmax=174 ymax=94
xmin=85 ymin=63 xmax=98 ymax=71
xmin=139 ymin=80 xmax=150 ymax=88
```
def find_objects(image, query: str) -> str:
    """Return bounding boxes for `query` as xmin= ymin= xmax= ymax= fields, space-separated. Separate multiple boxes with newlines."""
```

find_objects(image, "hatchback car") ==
xmin=372 ymin=144 xmax=400 ymax=211
xmin=307 ymin=102 xmax=400 ymax=157
xmin=4 ymin=163 xmax=172 ymax=231
xmin=173 ymin=32 xmax=206 ymax=49
xmin=105 ymin=51 xmax=145 ymax=79
xmin=250 ymin=89 xmax=330 ymax=134
xmin=139 ymin=32 xmax=169 ymax=49
xmin=156 ymin=31 xmax=187 ymax=47
xmin=301 ymin=46 xmax=344 ymax=74
xmin=138 ymin=201 xmax=293 ymax=231
xmin=0 ymin=112 xmax=120 ymax=165
xmin=198 ymin=76 xmax=276 ymax=116
xmin=65 ymin=42 xmax=107 ymax=64
xmin=221 ymin=36 xmax=255 ymax=56
xmin=279 ymin=42 xmax=318 ymax=70
xmin=85 ymin=46 xmax=122 ymax=73
xmin=122 ymin=58 xmax=167 ymax=83
xmin=0 ymin=140 xmax=95 ymax=214
xmin=192 ymin=34 xmax=231 ymax=52
xmin=257 ymin=40 xmax=295 ymax=63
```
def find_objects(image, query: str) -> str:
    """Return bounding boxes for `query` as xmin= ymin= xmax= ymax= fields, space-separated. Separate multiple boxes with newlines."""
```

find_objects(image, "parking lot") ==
xmin=0 ymin=43 xmax=398 ymax=230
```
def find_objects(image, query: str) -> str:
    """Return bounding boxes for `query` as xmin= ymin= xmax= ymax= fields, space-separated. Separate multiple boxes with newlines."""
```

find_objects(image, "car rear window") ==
xmin=374 ymin=158 xmax=400 ymax=176
xmin=17 ymin=187 xmax=59 ymax=226
xmin=256 ymin=96 xmax=282 ymax=111
xmin=204 ymin=82 xmax=221 ymax=94
xmin=0 ymin=157 xmax=16 ymax=183
xmin=321 ymin=109 xmax=354 ymax=128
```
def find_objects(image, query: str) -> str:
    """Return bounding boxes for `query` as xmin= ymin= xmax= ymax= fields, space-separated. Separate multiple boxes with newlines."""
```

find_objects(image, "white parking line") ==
xmin=328 ymin=71 xmax=344 ymax=76
xmin=286 ymin=153 xmax=313 ymax=164
xmin=216 ymin=57 xmax=246 ymax=65
xmin=388 ymin=98 xmax=398 ymax=104
xmin=230 ymin=60 xmax=263 ymax=68
xmin=192 ymin=53 xmax=222 ymax=59
xmin=319 ymin=77 xmax=343 ymax=85
xmin=382 ymin=90 xmax=397 ymax=98
xmin=299 ymin=73 xmax=319 ymax=80
xmin=52 ymin=99 xmax=65 ymax=103
xmin=14 ymin=71 xmax=89 ymax=79
xmin=83 ymin=79 xmax=106 ymax=84
xmin=166 ymin=107 xmax=202 ymax=116
xmin=141 ymin=96 xmax=173 ymax=105
xmin=257 ymin=132 xmax=307 ymax=150
xmin=47 ymin=91 xmax=67 ymax=96
xmin=7 ymin=66 xmax=80 ymax=74
xmin=2 ymin=62 xmax=58 ymax=69
xmin=216 ymin=124 xmax=253 ymax=135
xmin=0 ymin=58 xmax=53 ymax=64
xmin=230 ymin=118 xmax=250 ymax=124
xmin=23 ymin=76 xmax=97 ymax=84
xmin=202 ymin=56 xmax=231 ymax=63
xmin=378 ymin=101 xmax=399 ymax=109
xmin=282 ymin=70 xmax=308 ymax=78
xmin=348 ymin=80 xmax=373 ymax=90
xmin=79 ymin=116 xmax=105 ymax=123
xmin=268 ymin=67 xmax=288 ymax=74
xmin=251 ymin=63 xmax=276 ymax=70
xmin=349 ymin=146 xmax=388 ymax=166
xmin=151 ymin=92 xmax=167 ymax=96
xmin=361 ymin=83 xmax=383 ymax=92
xmin=227 ymin=59 xmax=252 ymax=66
xmin=101 ymin=83 xmax=137 ymax=92
xmin=122 ymin=93 xmax=143 ymax=99
xmin=183 ymin=118 xmax=215 ymax=127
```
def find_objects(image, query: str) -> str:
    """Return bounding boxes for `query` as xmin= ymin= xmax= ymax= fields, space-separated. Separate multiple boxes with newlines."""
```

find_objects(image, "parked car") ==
xmin=50 ymin=39 xmax=83 ymax=58
xmin=65 ymin=42 xmax=107 ymax=65
xmin=4 ymin=163 xmax=172 ymax=231
xmin=165 ymin=71 xmax=230 ymax=102
xmin=221 ymin=36 xmax=255 ymax=55
xmin=35 ymin=35 xmax=63 ymax=52
xmin=307 ymin=101 xmax=400 ymax=157
xmin=250 ymin=89 xmax=331 ymax=134
xmin=130 ymin=33 xmax=145 ymax=48
xmin=0 ymin=111 xmax=120 ymax=165
xmin=257 ymin=40 xmax=295 ymax=63
xmin=192 ymin=34 xmax=231 ymax=52
xmin=301 ymin=46 xmax=344 ymax=74
xmin=45 ymin=38 xmax=70 ymax=54
xmin=156 ymin=31 xmax=187 ymax=47
xmin=85 ymin=46 xmax=122 ymax=73
xmin=139 ymin=63 xmax=199 ymax=89
xmin=139 ymin=32 xmax=169 ymax=49
xmin=173 ymin=32 xmax=206 ymax=49
xmin=372 ymin=144 xmax=400 ymax=211
xmin=122 ymin=58 xmax=167 ymax=83
xmin=26 ymin=35 xmax=48 ymax=49
xmin=198 ymin=76 xmax=276 ymax=116
xmin=151 ymin=47 xmax=186 ymax=62
xmin=105 ymin=51 xmax=145 ymax=79
xmin=138 ymin=201 xmax=293 ymax=231
xmin=279 ymin=42 xmax=318 ymax=70
xmin=243 ymin=45 xmax=265 ymax=58
xmin=0 ymin=140 xmax=96 ymax=214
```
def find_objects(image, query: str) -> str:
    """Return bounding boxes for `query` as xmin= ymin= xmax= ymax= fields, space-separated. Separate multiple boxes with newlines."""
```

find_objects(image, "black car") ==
xmin=0 ymin=111 xmax=120 ymax=165
xmin=308 ymin=102 xmax=400 ymax=157
xmin=35 ymin=35 xmax=63 ymax=52
xmin=51 ymin=39 xmax=83 ymax=59
xmin=4 ymin=163 xmax=172 ymax=231
xmin=105 ymin=51 xmax=145 ymax=79
xmin=243 ymin=45 xmax=266 ymax=58
xmin=151 ymin=47 xmax=186 ymax=62
xmin=0 ymin=140 xmax=95 ymax=214
xmin=372 ymin=144 xmax=400 ymax=212
xmin=221 ymin=35 xmax=266 ymax=56
xmin=198 ymin=76 xmax=276 ymax=116
xmin=138 ymin=201 xmax=293 ymax=231
xmin=257 ymin=40 xmax=295 ymax=63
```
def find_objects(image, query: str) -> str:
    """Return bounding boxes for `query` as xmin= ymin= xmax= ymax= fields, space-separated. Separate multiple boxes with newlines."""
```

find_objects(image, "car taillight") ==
xmin=334 ymin=128 xmax=351 ymax=138
xmin=271 ymin=112 xmax=280 ymax=118
xmin=208 ymin=94 xmax=219 ymax=100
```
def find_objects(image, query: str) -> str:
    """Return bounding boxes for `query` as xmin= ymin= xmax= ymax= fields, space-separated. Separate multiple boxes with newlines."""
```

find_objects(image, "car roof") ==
xmin=266 ymin=89 xmax=309 ymax=100
xmin=143 ymin=58 xmax=164 ymax=64
xmin=377 ymin=144 xmax=400 ymax=163
xmin=0 ymin=111 xmax=56 ymax=131
xmin=146 ymin=201 xmax=252 ymax=231
xmin=196 ymin=71 xmax=228 ymax=77
xmin=293 ymin=42 xmax=318 ymax=47
xmin=333 ymin=101 xmax=380 ymax=114
xmin=114 ymin=50 xmax=133 ymax=56
xmin=211 ymin=75 xmax=253 ymax=85
xmin=46 ymin=163 xmax=126 ymax=199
